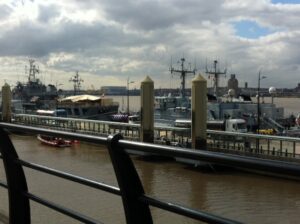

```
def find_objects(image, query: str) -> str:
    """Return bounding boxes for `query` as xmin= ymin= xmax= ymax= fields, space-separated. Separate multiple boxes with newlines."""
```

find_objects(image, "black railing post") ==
xmin=0 ymin=127 xmax=30 ymax=224
xmin=107 ymin=133 xmax=152 ymax=224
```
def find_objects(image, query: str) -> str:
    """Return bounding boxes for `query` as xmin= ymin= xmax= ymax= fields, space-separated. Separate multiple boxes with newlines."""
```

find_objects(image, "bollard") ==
xmin=140 ymin=76 xmax=154 ymax=143
xmin=191 ymin=74 xmax=207 ymax=149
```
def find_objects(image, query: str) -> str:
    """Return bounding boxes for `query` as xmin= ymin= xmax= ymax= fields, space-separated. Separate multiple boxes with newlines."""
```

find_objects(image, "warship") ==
xmin=154 ymin=58 xmax=285 ymax=133
xmin=12 ymin=59 xmax=58 ymax=112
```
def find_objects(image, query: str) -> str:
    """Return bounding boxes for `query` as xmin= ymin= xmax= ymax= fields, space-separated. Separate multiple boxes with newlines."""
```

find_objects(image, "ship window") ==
xmin=82 ymin=108 xmax=88 ymax=115
xmin=66 ymin=108 xmax=72 ymax=115
xmin=237 ymin=123 xmax=246 ymax=129
xmin=74 ymin=108 xmax=80 ymax=115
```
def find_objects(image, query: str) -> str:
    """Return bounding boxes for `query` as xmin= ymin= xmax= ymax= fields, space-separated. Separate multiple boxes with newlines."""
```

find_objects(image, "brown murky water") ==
xmin=1 ymin=134 xmax=300 ymax=224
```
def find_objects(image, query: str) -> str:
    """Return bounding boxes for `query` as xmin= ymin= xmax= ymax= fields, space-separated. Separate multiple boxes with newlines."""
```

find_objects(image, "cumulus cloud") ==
xmin=0 ymin=0 xmax=299 ymax=89
xmin=0 ymin=4 xmax=11 ymax=20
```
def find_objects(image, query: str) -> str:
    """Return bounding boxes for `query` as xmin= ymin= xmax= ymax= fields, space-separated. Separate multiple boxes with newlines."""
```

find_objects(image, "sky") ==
xmin=0 ymin=0 xmax=300 ymax=90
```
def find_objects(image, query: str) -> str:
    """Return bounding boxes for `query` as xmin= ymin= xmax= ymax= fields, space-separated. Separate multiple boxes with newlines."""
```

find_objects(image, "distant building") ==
xmin=100 ymin=86 xmax=127 ymax=95
xmin=227 ymin=74 xmax=239 ymax=96
xmin=296 ymin=83 xmax=300 ymax=92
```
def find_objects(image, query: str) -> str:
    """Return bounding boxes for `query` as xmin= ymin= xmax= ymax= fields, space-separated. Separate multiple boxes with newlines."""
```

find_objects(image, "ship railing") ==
xmin=1 ymin=123 xmax=300 ymax=224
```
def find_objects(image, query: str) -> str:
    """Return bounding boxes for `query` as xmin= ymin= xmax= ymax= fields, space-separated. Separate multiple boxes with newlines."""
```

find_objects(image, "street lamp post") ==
xmin=269 ymin=86 xmax=276 ymax=104
xmin=256 ymin=70 xmax=267 ymax=150
xmin=257 ymin=70 xmax=267 ymax=134
xmin=127 ymin=77 xmax=134 ymax=115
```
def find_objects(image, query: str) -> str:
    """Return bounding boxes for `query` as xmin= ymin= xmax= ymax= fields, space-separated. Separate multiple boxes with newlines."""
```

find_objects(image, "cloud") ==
xmin=0 ymin=0 xmax=300 ymax=90
xmin=37 ymin=4 xmax=60 ymax=23
xmin=0 ymin=18 xmax=143 ymax=57
xmin=0 ymin=4 xmax=12 ymax=20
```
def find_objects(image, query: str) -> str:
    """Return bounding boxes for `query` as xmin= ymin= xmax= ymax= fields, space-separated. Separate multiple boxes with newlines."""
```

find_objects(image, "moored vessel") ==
xmin=37 ymin=134 xmax=73 ymax=147
xmin=155 ymin=57 xmax=285 ymax=133
xmin=13 ymin=59 xmax=58 ymax=112
xmin=56 ymin=94 xmax=119 ymax=120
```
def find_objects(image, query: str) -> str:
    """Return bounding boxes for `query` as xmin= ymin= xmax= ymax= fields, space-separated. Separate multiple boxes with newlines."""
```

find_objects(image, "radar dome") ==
xmin=269 ymin=87 xmax=276 ymax=95
xmin=228 ymin=89 xmax=235 ymax=97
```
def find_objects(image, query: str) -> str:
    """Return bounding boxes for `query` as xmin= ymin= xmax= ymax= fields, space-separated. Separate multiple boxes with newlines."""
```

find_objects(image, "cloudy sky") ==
xmin=0 ymin=0 xmax=300 ymax=90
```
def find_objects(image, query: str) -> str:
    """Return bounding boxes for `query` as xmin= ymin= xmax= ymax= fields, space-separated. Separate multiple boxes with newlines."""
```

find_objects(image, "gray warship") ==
xmin=154 ymin=58 xmax=285 ymax=133
xmin=12 ymin=59 xmax=58 ymax=112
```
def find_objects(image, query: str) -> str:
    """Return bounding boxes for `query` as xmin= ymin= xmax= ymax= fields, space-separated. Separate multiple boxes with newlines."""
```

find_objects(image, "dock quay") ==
xmin=10 ymin=113 xmax=300 ymax=163
xmin=1 ymin=122 xmax=300 ymax=223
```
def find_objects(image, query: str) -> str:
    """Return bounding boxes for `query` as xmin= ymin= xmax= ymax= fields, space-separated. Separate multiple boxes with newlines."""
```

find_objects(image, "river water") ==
xmin=0 ymin=96 xmax=300 ymax=223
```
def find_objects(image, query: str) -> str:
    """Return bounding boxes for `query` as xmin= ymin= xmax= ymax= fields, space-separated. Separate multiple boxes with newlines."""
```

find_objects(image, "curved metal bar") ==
xmin=17 ymin=159 xmax=121 ymax=196
xmin=0 ymin=127 xmax=30 ymax=224
xmin=24 ymin=192 xmax=101 ymax=224
xmin=139 ymin=195 xmax=241 ymax=224
xmin=107 ymin=133 xmax=153 ymax=224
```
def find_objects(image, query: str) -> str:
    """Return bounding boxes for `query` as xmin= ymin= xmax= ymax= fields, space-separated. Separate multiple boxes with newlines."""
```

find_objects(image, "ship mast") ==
xmin=69 ymin=71 xmax=84 ymax=95
xmin=28 ymin=59 xmax=39 ymax=83
xmin=206 ymin=60 xmax=227 ymax=97
xmin=170 ymin=57 xmax=196 ymax=99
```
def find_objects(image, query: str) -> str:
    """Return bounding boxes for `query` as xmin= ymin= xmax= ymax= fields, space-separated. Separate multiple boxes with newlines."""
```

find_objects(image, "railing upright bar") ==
xmin=107 ymin=133 xmax=153 ymax=224
xmin=0 ymin=127 xmax=30 ymax=224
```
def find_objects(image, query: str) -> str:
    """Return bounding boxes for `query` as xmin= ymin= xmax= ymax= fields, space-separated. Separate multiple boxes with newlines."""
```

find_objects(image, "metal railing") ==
xmin=1 ymin=123 xmax=300 ymax=223
xmin=13 ymin=113 xmax=141 ymax=139
xmin=207 ymin=130 xmax=300 ymax=162
xmin=12 ymin=113 xmax=190 ymax=141
xmin=12 ymin=114 xmax=300 ymax=161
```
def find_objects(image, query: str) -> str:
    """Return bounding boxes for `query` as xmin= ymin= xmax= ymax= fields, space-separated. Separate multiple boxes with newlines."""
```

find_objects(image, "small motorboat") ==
xmin=37 ymin=135 xmax=74 ymax=148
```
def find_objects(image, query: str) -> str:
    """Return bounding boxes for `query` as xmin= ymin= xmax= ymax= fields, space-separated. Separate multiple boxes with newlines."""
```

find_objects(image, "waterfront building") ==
xmin=227 ymin=74 xmax=240 ymax=97
xmin=100 ymin=86 xmax=127 ymax=95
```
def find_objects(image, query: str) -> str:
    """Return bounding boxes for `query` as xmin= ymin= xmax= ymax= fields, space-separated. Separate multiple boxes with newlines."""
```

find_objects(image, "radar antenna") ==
xmin=170 ymin=57 xmax=196 ymax=99
xmin=206 ymin=60 xmax=227 ymax=97
xmin=69 ymin=71 xmax=84 ymax=95
xmin=28 ymin=59 xmax=39 ymax=83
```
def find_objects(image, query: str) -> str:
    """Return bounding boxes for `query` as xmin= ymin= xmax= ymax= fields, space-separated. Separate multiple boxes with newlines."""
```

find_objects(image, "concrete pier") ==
xmin=1 ymin=83 xmax=12 ymax=122
xmin=191 ymin=74 xmax=207 ymax=149
xmin=140 ymin=76 xmax=154 ymax=143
